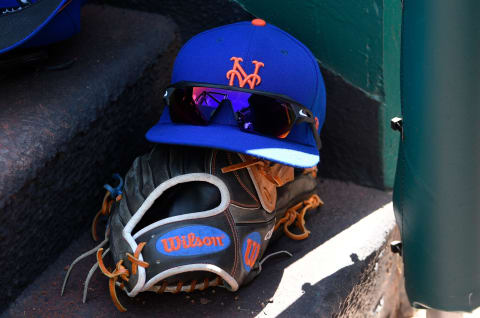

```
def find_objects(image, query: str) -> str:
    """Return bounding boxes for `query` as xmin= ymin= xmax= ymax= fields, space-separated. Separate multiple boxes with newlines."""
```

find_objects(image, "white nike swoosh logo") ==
xmin=299 ymin=109 xmax=308 ymax=117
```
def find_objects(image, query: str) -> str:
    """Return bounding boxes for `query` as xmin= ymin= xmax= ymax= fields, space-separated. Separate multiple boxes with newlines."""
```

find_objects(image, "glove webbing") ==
xmin=91 ymin=191 xmax=121 ymax=241
xmin=91 ymin=174 xmax=124 ymax=241
xmin=274 ymin=194 xmax=324 ymax=240
xmin=96 ymin=242 xmax=149 ymax=312
xmin=222 ymin=159 xmax=323 ymax=239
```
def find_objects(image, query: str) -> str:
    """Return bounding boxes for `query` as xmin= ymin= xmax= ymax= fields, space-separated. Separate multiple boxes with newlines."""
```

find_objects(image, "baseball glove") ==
xmin=61 ymin=145 xmax=323 ymax=311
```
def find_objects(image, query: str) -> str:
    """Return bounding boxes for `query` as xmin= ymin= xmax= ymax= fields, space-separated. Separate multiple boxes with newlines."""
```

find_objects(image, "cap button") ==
xmin=251 ymin=19 xmax=266 ymax=27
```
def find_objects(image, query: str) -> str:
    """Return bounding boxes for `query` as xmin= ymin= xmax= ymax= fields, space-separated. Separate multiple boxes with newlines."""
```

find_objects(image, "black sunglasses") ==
xmin=164 ymin=81 xmax=321 ymax=149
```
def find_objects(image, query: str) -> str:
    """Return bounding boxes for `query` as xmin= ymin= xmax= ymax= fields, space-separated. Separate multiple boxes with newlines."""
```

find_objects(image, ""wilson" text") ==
xmin=161 ymin=233 xmax=225 ymax=253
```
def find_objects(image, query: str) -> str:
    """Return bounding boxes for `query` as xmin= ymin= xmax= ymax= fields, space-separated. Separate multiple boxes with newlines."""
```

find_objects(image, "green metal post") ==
xmin=394 ymin=0 xmax=480 ymax=312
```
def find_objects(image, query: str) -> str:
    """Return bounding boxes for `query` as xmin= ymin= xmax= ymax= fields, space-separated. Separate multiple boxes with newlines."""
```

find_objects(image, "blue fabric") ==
xmin=147 ymin=20 xmax=326 ymax=167
xmin=0 ymin=0 xmax=82 ymax=54
xmin=0 ymin=0 xmax=24 ymax=9
xmin=20 ymin=0 xmax=82 ymax=49
xmin=103 ymin=173 xmax=124 ymax=198
xmin=147 ymin=107 xmax=319 ymax=168
xmin=20 ymin=0 xmax=83 ymax=48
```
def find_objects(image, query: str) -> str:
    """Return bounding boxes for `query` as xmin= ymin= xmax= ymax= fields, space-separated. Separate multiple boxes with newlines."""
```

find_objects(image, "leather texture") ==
xmin=107 ymin=145 xmax=319 ymax=295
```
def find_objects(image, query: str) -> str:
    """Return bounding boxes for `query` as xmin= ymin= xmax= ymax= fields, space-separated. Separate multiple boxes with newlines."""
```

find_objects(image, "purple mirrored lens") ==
xmin=192 ymin=87 xmax=251 ymax=113
xmin=170 ymin=86 xmax=295 ymax=138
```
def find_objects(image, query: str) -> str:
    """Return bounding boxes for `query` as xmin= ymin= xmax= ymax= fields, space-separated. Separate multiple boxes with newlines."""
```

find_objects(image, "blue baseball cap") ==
xmin=0 ymin=0 xmax=84 ymax=54
xmin=146 ymin=19 xmax=326 ymax=168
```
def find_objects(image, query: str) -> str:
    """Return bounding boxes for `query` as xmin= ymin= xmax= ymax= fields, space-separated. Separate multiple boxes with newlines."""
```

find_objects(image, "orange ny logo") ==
xmin=226 ymin=57 xmax=264 ymax=89
xmin=243 ymin=238 xmax=260 ymax=268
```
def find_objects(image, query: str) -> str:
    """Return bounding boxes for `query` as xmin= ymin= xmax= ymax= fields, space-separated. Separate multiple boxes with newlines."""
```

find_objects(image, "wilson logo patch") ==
xmin=156 ymin=225 xmax=230 ymax=257
xmin=242 ymin=232 xmax=261 ymax=272
xmin=226 ymin=57 xmax=264 ymax=89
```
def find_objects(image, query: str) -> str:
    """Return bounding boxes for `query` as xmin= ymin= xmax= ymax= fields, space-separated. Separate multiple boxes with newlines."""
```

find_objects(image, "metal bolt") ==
xmin=390 ymin=241 xmax=403 ymax=256
xmin=390 ymin=117 xmax=404 ymax=140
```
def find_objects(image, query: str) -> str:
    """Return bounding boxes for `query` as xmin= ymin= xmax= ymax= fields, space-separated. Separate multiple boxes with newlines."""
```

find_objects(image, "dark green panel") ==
xmin=395 ymin=0 xmax=480 ymax=311
xmin=234 ymin=0 xmax=384 ymax=95
xmin=381 ymin=0 xmax=402 ymax=188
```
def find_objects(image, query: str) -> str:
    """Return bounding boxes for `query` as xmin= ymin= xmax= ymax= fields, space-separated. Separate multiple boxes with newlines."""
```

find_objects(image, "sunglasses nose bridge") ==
xmin=210 ymin=99 xmax=238 ymax=126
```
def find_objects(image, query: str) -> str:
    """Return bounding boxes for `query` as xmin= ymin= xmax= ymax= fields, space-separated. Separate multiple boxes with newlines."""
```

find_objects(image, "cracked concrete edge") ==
xmin=335 ymin=226 xmax=414 ymax=318
xmin=257 ymin=203 xmax=409 ymax=317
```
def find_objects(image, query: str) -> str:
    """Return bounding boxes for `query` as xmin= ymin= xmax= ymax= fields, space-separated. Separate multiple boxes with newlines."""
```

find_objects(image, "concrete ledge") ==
xmin=0 ymin=5 xmax=179 ymax=310
xmin=3 ymin=179 xmax=411 ymax=317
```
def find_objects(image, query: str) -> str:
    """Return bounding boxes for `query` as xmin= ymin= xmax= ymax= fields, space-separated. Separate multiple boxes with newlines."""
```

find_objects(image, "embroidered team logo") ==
xmin=242 ymin=232 xmax=261 ymax=272
xmin=226 ymin=57 xmax=264 ymax=89
xmin=156 ymin=225 xmax=230 ymax=257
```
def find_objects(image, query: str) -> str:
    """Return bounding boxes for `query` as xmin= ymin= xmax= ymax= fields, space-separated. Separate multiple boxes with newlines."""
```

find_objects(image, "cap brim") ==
xmin=0 ymin=0 xmax=67 ymax=54
xmin=146 ymin=123 xmax=319 ymax=168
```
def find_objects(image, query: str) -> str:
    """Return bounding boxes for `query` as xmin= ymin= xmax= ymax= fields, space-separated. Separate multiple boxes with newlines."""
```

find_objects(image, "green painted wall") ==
xmin=382 ymin=0 xmax=402 ymax=188
xmin=234 ymin=0 xmax=402 ymax=188
xmin=233 ymin=0 xmax=385 ymax=97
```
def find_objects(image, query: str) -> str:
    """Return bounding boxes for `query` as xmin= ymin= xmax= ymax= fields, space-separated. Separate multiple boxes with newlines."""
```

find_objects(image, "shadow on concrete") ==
xmin=2 ymin=179 xmax=392 ymax=317
xmin=279 ymin=259 xmax=370 ymax=317
xmin=95 ymin=0 xmax=255 ymax=43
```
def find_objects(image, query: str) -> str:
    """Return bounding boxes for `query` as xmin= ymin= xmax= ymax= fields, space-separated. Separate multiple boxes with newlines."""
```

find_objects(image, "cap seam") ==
xmin=244 ymin=21 xmax=257 ymax=74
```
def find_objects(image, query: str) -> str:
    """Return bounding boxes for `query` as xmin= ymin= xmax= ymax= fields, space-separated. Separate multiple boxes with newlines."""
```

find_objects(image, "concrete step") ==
xmin=0 ymin=4 xmax=179 ymax=311
xmin=2 ymin=179 xmax=411 ymax=317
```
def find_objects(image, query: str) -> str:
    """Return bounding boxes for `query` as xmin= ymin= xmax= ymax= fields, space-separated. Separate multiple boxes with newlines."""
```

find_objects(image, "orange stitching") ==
xmin=200 ymin=278 xmax=209 ymax=291
xmin=224 ymin=209 xmax=238 ymax=277
xmin=226 ymin=153 xmax=261 ymax=206
xmin=233 ymin=170 xmax=261 ymax=204
xmin=230 ymin=200 xmax=260 ymax=208
xmin=226 ymin=57 xmax=264 ymax=89
xmin=189 ymin=280 xmax=197 ymax=292
xmin=174 ymin=281 xmax=183 ymax=294
xmin=211 ymin=150 xmax=217 ymax=175
xmin=158 ymin=281 xmax=167 ymax=293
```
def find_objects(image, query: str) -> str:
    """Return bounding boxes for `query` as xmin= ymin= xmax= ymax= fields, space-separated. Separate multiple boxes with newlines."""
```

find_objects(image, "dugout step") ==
xmin=0 ymin=4 xmax=179 ymax=312
xmin=2 ymin=179 xmax=412 ymax=317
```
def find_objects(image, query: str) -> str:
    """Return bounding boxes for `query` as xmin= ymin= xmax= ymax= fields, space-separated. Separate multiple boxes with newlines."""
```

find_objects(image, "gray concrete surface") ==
xmin=0 ymin=5 xmax=178 ymax=310
xmin=2 ymin=179 xmax=410 ymax=317
xmin=95 ymin=0 xmax=254 ymax=43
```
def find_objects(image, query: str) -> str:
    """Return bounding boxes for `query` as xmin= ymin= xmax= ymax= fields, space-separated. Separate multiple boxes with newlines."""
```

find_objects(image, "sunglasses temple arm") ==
xmin=312 ymin=123 xmax=322 ymax=150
